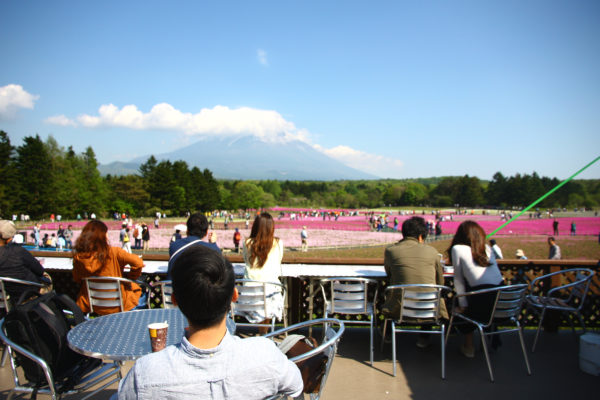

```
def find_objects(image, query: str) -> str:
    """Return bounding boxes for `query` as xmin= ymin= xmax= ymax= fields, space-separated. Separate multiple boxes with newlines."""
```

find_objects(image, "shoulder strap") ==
xmin=31 ymin=299 xmax=67 ymax=356
xmin=170 ymin=239 xmax=204 ymax=260
xmin=53 ymin=294 xmax=86 ymax=326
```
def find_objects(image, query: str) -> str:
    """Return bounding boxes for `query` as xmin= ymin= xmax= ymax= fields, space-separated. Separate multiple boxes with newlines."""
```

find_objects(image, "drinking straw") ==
xmin=487 ymin=155 xmax=600 ymax=238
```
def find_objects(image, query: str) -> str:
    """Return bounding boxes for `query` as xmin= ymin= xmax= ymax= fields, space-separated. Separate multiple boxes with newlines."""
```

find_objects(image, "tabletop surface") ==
xmin=67 ymin=308 xmax=187 ymax=361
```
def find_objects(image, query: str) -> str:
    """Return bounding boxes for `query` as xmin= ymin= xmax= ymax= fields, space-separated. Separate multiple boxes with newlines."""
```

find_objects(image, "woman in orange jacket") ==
xmin=72 ymin=219 xmax=145 ymax=315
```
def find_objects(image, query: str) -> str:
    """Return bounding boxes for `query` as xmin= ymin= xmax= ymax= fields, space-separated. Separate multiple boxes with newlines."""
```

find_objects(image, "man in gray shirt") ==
xmin=118 ymin=245 xmax=302 ymax=400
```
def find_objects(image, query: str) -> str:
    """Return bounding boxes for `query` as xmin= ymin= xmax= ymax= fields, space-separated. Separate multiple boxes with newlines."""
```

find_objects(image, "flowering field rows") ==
xmin=24 ymin=215 xmax=599 ymax=250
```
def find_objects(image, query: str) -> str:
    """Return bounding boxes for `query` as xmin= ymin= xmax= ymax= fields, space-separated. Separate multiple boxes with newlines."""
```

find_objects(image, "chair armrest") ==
xmin=0 ymin=320 xmax=55 ymax=391
xmin=529 ymin=268 xmax=593 ymax=289
xmin=547 ymin=278 xmax=591 ymax=296
xmin=135 ymin=280 xmax=151 ymax=291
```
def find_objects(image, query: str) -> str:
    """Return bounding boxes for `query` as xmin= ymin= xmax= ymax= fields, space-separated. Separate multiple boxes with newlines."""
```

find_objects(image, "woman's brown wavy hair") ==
xmin=73 ymin=220 xmax=110 ymax=264
xmin=447 ymin=220 xmax=490 ymax=267
xmin=247 ymin=213 xmax=278 ymax=268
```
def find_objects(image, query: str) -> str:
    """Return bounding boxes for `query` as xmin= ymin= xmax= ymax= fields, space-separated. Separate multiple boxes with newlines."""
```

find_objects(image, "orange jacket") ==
xmin=72 ymin=247 xmax=144 ymax=315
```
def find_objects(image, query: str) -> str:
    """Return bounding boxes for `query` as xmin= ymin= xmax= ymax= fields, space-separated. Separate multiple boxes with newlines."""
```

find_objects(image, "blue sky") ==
xmin=1 ymin=0 xmax=599 ymax=179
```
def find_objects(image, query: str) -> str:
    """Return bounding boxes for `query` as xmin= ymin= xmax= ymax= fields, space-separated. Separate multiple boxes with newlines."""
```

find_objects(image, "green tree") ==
xmin=0 ymin=131 xmax=15 ymax=216
xmin=14 ymin=135 xmax=53 ymax=218
xmin=232 ymin=181 xmax=264 ymax=210
xmin=77 ymin=147 xmax=107 ymax=216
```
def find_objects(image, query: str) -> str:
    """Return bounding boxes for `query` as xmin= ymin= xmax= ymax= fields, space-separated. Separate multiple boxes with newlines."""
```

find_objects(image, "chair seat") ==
xmin=527 ymin=295 xmax=572 ymax=310
xmin=325 ymin=302 xmax=374 ymax=315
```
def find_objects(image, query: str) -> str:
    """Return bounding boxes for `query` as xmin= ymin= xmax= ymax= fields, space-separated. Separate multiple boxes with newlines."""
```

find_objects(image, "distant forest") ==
xmin=1 ymin=132 xmax=599 ymax=219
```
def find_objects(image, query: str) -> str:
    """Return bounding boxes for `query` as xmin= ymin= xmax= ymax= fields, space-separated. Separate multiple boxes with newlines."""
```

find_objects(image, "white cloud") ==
xmin=314 ymin=144 xmax=404 ymax=178
xmin=50 ymin=103 xmax=306 ymax=142
xmin=44 ymin=114 xmax=77 ymax=127
xmin=47 ymin=101 xmax=405 ymax=177
xmin=257 ymin=49 xmax=268 ymax=66
xmin=0 ymin=84 xmax=39 ymax=119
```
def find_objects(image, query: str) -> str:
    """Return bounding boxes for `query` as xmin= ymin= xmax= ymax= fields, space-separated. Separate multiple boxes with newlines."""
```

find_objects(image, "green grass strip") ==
xmin=487 ymin=155 xmax=600 ymax=238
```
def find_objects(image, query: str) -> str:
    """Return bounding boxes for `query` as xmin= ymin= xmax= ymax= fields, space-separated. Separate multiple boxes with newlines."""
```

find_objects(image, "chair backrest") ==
xmin=0 ymin=277 xmax=44 ymax=312
xmin=265 ymin=318 xmax=345 ymax=400
xmin=531 ymin=268 xmax=595 ymax=311
xmin=457 ymin=284 xmax=529 ymax=327
xmin=564 ymin=269 xmax=594 ymax=309
xmin=233 ymin=279 xmax=286 ymax=320
xmin=83 ymin=277 xmax=129 ymax=314
xmin=385 ymin=284 xmax=449 ymax=323
xmin=152 ymin=280 xmax=176 ymax=309
xmin=492 ymin=284 xmax=528 ymax=320
xmin=319 ymin=277 xmax=378 ymax=314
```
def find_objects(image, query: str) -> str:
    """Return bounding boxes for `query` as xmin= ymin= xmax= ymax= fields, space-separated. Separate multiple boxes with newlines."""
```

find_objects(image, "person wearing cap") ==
xmin=0 ymin=220 xmax=48 ymax=305
xmin=515 ymin=249 xmax=527 ymax=260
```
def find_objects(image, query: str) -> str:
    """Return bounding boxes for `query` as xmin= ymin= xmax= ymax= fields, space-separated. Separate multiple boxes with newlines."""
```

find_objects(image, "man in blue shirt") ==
xmin=118 ymin=245 xmax=303 ymax=399
xmin=168 ymin=213 xmax=219 ymax=278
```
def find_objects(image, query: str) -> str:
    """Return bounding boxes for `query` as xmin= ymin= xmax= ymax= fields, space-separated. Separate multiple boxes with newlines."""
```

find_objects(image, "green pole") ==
xmin=487 ymin=155 xmax=600 ymax=238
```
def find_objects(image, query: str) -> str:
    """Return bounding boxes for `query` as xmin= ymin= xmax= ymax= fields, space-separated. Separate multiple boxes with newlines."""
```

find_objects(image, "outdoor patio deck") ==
xmin=0 ymin=328 xmax=597 ymax=399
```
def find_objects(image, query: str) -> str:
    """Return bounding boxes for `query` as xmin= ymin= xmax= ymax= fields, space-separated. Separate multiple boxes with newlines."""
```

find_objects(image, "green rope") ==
xmin=487 ymin=155 xmax=600 ymax=238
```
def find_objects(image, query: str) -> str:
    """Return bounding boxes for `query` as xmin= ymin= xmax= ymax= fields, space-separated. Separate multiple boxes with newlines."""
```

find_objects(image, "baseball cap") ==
xmin=0 ymin=220 xmax=17 ymax=240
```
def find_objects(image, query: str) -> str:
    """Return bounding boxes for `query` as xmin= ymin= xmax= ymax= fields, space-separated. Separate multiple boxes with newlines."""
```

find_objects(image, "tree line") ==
xmin=1 ymin=132 xmax=598 ymax=219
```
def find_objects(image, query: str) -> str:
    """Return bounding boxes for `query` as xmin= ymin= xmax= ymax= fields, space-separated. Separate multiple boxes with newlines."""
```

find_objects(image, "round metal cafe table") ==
xmin=67 ymin=308 xmax=187 ymax=361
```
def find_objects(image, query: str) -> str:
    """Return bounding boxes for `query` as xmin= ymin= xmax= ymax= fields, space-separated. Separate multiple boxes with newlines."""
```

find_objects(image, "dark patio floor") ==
xmin=0 ymin=328 xmax=597 ymax=399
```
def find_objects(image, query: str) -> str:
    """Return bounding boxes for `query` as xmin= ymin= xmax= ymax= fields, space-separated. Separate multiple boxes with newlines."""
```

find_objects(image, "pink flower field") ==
xmin=23 ymin=214 xmax=600 ymax=250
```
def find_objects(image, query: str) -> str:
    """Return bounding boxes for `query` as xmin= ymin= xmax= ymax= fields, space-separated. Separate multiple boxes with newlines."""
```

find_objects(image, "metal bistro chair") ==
xmin=526 ymin=268 xmax=595 ymax=352
xmin=265 ymin=318 xmax=345 ymax=400
xmin=233 ymin=279 xmax=287 ymax=332
xmin=318 ymin=277 xmax=378 ymax=365
xmin=82 ymin=276 xmax=151 ymax=315
xmin=151 ymin=280 xmax=176 ymax=309
xmin=0 ymin=277 xmax=44 ymax=367
xmin=0 ymin=317 xmax=122 ymax=400
xmin=446 ymin=284 xmax=531 ymax=382
xmin=382 ymin=284 xmax=451 ymax=379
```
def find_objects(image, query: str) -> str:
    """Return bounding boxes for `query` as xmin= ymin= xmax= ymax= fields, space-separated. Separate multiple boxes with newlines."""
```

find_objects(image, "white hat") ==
xmin=0 ymin=220 xmax=17 ymax=240
xmin=515 ymin=249 xmax=525 ymax=258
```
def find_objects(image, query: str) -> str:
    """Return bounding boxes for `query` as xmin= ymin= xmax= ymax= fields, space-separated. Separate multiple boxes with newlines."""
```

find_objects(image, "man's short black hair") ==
xmin=401 ymin=217 xmax=428 ymax=240
xmin=187 ymin=213 xmax=209 ymax=237
xmin=171 ymin=245 xmax=235 ymax=328
xmin=489 ymin=239 xmax=497 ymax=245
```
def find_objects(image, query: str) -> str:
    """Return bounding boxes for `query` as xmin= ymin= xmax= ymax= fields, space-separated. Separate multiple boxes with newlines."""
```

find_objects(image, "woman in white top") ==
xmin=243 ymin=212 xmax=284 ymax=331
xmin=447 ymin=221 xmax=504 ymax=358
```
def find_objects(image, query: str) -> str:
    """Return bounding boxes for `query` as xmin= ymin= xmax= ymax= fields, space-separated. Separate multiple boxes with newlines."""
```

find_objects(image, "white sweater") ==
xmin=243 ymin=238 xmax=284 ymax=284
xmin=451 ymin=244 xmax=504 ymax=307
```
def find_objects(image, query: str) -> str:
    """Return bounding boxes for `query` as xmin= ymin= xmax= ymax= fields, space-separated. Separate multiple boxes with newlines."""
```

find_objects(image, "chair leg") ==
xmin=1 ymin=346 xmax=8 ymax=367
xmin=441 ymin=324 xmax=446 ymax=380
xmin=517 ymin=325 xmax=532 ymax=376
xmin=479 ymin=328 xmax=495 ymax=382
xmin=380 ymin=319 xmax=388 ymax=352
xmin=532 ymin=307 xmax=546 ymax=353
xmin=445 ymin=314 xmax=455 ymax=345
xmin=392 ymin=321 xmax=397 ymax=377
xmin=369 ymin=315 xmax=374 ymax=366
xmin=576 ymin=311 xmax=586 ymax=333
